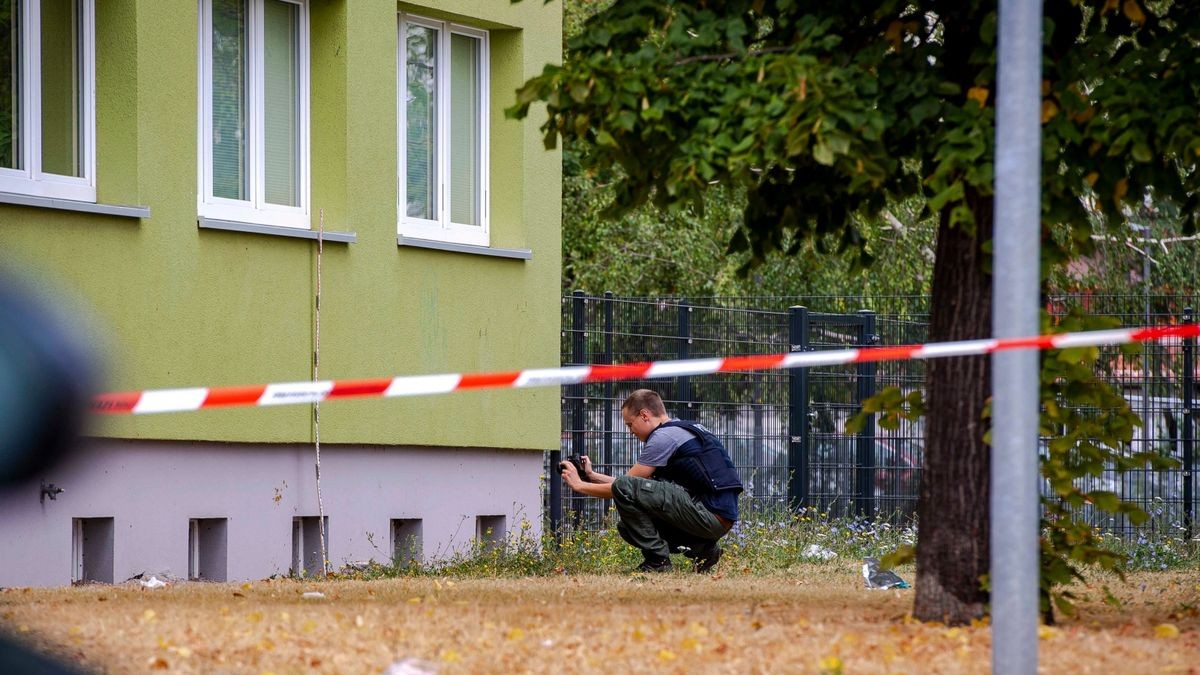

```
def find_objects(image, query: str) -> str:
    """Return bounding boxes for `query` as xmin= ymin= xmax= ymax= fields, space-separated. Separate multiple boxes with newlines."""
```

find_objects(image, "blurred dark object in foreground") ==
xmin=0 ymin=270 xmax=97 ymax=487
xmin=0 ymin=268 xmax=97 ymax=673
xmin=0 ymin=634 xmax=85 ymax=675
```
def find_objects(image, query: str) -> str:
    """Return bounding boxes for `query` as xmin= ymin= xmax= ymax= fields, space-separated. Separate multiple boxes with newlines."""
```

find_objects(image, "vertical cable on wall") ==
xmin=314 ymin=208 xmax=328 ymax=576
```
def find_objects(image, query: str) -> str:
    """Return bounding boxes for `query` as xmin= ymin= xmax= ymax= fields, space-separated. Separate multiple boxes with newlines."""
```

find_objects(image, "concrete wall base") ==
xmin=0 ymin=439 xmax=544 ymax=587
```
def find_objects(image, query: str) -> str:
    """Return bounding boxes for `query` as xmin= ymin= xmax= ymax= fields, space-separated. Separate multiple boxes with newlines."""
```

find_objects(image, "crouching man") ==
xmin=559 ymin=389 xmax=742 ymax=573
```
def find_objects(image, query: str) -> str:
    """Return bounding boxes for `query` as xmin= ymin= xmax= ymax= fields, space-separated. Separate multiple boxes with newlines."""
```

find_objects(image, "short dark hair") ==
xmin=621 ymin=389 xmax=666 ymax=416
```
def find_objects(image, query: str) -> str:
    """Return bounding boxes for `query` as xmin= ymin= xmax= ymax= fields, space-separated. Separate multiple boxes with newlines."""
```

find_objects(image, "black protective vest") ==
xmin=650 ymin=420 xmax=744 ymax=497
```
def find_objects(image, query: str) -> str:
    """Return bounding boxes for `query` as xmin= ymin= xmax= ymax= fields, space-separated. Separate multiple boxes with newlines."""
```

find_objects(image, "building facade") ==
xmin=0 ymin=0 xmax=561 ymax=586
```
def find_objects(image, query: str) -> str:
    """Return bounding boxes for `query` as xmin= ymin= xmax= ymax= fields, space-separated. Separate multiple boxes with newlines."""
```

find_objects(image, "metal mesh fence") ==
xmin=551 ymin=292 xmax=1196 ymax=540
xmin=1046 ymin=294 xmax=1198 ymax=538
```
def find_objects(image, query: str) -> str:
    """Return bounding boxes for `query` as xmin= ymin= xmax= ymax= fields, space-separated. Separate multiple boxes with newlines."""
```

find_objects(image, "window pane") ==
xmin=0 ymin=0 xmax=21 ymax=170
xmin=211 ymin=0 xmax=247 ymax=201
xmin=448 ymin=33 xmax=480 ymax=227
xmin=40 ymin=0 xmax=81 ymax=177
xmin=404 ymin=23 xmax=436 ymax=221
xmin=263 ymin=0 xmax=299 ymax=207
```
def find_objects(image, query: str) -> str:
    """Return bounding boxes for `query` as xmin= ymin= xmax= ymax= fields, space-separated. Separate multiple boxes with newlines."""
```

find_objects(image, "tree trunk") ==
xmin=913 ymin=193 xmax=994 ymax=625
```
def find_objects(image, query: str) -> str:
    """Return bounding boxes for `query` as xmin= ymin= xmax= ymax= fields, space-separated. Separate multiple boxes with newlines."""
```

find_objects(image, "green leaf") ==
xmin=1087 ymin=491 xmax=1120 ymax=512
xmin=569 ymin=81 xmax=591 ymax=103
xmin=934 ymin=81 xmax=963 ymax=97
xmin=640 ymin=105 xmax=664 ymax=121
xmin=909 ymin=97 xmax=941 ymax=124
xmin=881 ymin=545 xmax=915 ymax=570
xmin=948 ymin=204 xmax=975 ymax=228
xmin=1102 ymin=585 xmax=1122 ymax=607
xmin=813 ymin=141 xmax=835 ymax=166
xmin=1043 ymin=563 xmax=1073 ymax=586
xmin=1053 ymin=593 xmax=1078 ymax=617
xmin=826 ymin=134 xmax=852 ymax=155
xmin=927 ymin=180 xmax=964 ymax=211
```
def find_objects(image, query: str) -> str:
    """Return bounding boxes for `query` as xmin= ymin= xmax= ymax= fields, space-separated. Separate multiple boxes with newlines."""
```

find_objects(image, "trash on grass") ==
xmin=802 ymin=544 xmax=837 ymax=561
xmin=301 ymin=591 xmax=326 ymax=600
xmin=863 ymin=557 xmax=910 ymax=589
xmin=140 ymin=576 xmax=168 ymax=589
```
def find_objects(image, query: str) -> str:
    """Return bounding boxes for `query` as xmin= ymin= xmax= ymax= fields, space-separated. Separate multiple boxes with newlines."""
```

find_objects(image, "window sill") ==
xmin=397 ymin=235 xmax=531 ymax=260
xmin=0 ymin=191 xmax=149 ymax=219
xmin=199 ymin=217 xmax=356 ymax=243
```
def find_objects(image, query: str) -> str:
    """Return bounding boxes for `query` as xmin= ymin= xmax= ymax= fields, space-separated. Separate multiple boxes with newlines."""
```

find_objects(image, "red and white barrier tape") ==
xmin=91 ymin=324 xmax=1200 ymax=415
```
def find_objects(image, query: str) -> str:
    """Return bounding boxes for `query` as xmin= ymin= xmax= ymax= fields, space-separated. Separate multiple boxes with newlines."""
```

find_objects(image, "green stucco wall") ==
xmin=0 ymin=0 xmax=562 ymax=451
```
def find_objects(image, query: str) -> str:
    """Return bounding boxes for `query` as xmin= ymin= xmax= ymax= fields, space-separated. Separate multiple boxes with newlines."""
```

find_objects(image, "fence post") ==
xmin=678 ymin=298 xmax=693 ymax=412
xmin=788 ymin=306 xmax=810 ymax=511
xmin=855 ymin=310 xmax=878 ymax=518
xmin=1184 ymin=306 xmax=1195 ymax=538
xmin=550 ymin=294 xmax=576 ymax=537
xmin=603 ymin=292 xmax=614 ymax=473
xmin=570 ymin=291 xmax=588 ymax=529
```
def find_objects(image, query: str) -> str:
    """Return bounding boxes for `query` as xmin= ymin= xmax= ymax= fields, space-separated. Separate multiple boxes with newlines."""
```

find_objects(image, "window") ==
xmin=399 ymin=14 xmax=488 ymax=247
xmin=0 ymin=0 xmax=95 ymax=202
xmin=199 ymin=0 xmax=308 ymax=229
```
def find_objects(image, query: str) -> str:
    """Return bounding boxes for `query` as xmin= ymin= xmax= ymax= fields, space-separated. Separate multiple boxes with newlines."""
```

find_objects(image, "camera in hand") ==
xmin=559 ymin=454 xmax=590 ymax=483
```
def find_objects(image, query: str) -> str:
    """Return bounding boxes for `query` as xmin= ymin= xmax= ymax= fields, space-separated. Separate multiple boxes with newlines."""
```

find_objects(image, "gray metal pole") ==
xmin=992 ymin=0 xmax=1042 ymax=672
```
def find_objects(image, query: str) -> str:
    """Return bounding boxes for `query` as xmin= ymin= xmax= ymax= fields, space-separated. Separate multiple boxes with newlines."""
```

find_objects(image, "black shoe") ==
xmin=635 ymin=558 xmax=673 ymax=573
xmin=692 ymin=542 xmax=722 ymax=573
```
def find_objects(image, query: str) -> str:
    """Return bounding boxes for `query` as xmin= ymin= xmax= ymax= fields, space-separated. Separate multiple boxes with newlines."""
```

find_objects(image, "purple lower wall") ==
xmin=0 ymin=439 xmax=544 ymax=587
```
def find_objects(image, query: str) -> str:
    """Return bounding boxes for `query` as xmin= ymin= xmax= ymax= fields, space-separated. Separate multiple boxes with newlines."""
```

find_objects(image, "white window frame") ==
xmin=0 ymin=0 xmax=97 ymax=202
xmin=398 ymin=14 xmax=490 ymax=247
xmin=198 ymin=0 xmax=310 ymax=229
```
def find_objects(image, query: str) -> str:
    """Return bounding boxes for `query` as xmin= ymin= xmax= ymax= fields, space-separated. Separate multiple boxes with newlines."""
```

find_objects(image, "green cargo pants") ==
xmin=610 ymin=475 xmax=729 ymax=562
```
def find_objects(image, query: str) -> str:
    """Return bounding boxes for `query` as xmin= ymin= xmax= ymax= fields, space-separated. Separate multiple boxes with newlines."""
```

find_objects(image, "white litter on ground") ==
xmin=802 ymin=544 xmax=837 ymax=561
xmin=382 ymin=657 xmax=438 ymax=674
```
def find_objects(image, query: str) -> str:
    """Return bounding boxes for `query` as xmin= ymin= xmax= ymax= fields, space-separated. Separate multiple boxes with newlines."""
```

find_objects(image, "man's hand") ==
xmin=559 ymin=459 xmax=583 ymax=490
xmin=558 ymin=457 xmax=619 ymax=499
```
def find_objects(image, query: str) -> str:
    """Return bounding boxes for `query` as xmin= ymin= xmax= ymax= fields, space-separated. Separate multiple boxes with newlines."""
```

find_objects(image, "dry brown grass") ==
xmin=1 ymin=566 xmax=1197 ymax=674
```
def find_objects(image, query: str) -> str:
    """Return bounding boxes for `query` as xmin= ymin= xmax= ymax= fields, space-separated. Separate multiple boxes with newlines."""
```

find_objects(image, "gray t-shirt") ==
xmin=637 ymin=420 xmax=695 ymax=467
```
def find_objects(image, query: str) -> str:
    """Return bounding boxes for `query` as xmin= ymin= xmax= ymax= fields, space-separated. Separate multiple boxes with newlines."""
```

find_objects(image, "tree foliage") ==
xmin=514 ymin=0 xmax=957 ymax=268
xmin=558 ymin=1 xmax=937 ymax=298
xmin=515 ymin=1 xmax=1200 ymax=258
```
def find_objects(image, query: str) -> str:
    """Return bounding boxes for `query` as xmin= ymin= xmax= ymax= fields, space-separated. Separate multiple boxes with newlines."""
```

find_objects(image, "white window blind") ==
xmin=448 ymin=32 xmax=480 ymax=228
xmin=262 ymin=0 xmax=298 ymax=207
